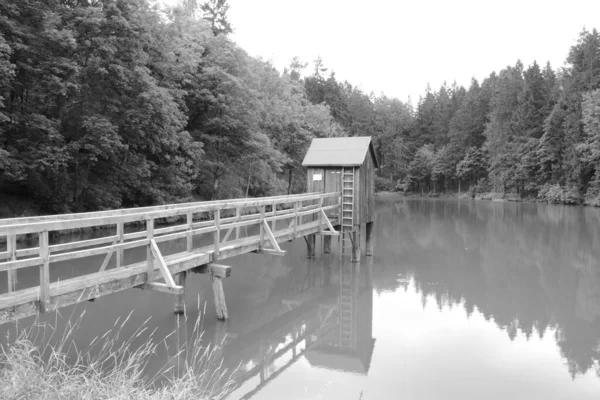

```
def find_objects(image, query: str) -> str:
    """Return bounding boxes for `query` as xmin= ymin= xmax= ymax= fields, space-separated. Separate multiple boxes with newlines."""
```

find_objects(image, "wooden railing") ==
xmin=0 ymin=192 xmax=341 ymax=316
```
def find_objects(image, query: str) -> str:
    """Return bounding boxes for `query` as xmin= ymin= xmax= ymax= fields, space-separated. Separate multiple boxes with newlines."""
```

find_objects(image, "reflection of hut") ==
xmin=302 ymin=137 xmax=378 ymax=261
xmin=304 ymin=262 xmax=375 ymax=375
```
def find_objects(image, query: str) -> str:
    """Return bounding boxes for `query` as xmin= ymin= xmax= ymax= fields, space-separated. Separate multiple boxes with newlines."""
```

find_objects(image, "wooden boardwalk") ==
xmin=0 ymin=192 xmax=341 ymax=325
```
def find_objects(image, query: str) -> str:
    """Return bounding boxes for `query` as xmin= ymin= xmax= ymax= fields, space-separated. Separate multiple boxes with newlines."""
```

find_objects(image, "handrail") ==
xmin=0 ymin=192 xmax=329 ymax=226
xmin=0 ymin=192 xmax=339 ymax=236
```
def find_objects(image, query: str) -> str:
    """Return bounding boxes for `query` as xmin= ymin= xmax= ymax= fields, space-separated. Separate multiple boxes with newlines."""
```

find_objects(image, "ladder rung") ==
xmin=343 ymin=202 xmax=353 ymax=205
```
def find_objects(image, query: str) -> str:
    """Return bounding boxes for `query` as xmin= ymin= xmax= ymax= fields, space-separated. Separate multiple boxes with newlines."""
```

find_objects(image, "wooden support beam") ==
xmin=150 ymin=239 xmax=178 ymax=288
xmin=174 ymin=271 xmax=187 ymax=315
xmin=259 ymin=248 xmax=286 ymax=257
xmin=38 ymin=231 xmax=49 ymax=313
xmin=143 ymin=282 xmax=184 ymax=295
xmin=211 ymin=273 xmax=228 ymax=320
xmin=208 ymin=263 xmax=232 ymax=278
xmin=318 ymin=231 xmax=339 ymax=236
xmin=304 ymin=234 xmax=316 ymax=259
xmin=98 ymin=240 xmax=117 ymax=272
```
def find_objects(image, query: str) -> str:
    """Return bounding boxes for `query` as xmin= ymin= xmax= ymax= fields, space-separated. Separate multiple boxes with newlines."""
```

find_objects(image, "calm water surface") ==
xmin=2 ymin=195 xmax=600 ymax=399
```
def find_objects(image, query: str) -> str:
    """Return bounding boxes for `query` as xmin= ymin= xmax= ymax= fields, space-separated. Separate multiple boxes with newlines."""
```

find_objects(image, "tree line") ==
xmin=1 ymin=0 xmax=600 ymax=216
xmin=0 ymin=0 xmax=345 ymax=215
xmin=299 ymin=29 xmax=600 ymax=205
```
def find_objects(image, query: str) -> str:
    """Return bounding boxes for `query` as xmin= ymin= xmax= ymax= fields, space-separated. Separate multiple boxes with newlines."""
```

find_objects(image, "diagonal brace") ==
xmin=149 ymin=239 xmax=181 ymax=289
xmin=319 ymin=210 xmax=339 ymax=236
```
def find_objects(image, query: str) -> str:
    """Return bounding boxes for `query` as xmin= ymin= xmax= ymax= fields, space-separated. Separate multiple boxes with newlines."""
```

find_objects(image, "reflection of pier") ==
xmin=224 ymin=260 xmax=375 ymax=399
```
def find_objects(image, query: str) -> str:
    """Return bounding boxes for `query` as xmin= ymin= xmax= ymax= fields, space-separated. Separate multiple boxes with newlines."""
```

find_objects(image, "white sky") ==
xmin=226 ymin=0 xmax=600 ymax=104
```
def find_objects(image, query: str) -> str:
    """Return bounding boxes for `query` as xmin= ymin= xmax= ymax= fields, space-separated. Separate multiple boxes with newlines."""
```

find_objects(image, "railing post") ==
xmin=116 ymin=222 xmax=124 ymax=268
xmin=259 ymin=205 xmax=265 ymax=250
xmin=186 ymin=212 xmax=193 ymax=252
xmin=38 ymin=230 xmax=50 ymax=313
xmin=214 ymin=209 xmax=220 ymax=261
xmin=272 ymin=201 xmax=276 ymax=232
xmin=235 ymin=207 xmax=241 ymax=241
xmin=7 ymin=234 xmax=17 ymax=293
xmin=146 ymin=218 xmax=154 ymax=283
xmin=318 ymin=196 xmax=323 ymax=232
xmin=294 ymin=201 xmax=299 ymax=238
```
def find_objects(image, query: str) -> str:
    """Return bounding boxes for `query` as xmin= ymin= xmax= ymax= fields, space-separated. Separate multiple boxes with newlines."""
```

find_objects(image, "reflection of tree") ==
xmin=373 ymin=196 xmax=600 ymax=379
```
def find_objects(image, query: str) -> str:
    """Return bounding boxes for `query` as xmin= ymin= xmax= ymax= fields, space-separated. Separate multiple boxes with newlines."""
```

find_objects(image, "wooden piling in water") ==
xmin=174 ymin=271 xmax=187 ymax=315
xmin=365 ymin=221 xmax=373 ymax=256
xmin=305 ymin=234 xmax=316 ymax=259
xmin=323 ymin=235 xmax=331 ymax=254
xmin=351 ymin=229 xmax=360 ymax=262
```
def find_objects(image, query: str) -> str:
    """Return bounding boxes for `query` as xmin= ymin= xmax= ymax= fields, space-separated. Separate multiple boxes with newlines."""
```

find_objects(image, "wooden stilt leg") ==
xmin=306 ymin=234 xmax=316 ymax=259
xmin=323 ymin=235 xmax=332 ymax=254
xmin=365 ymin=221 xmax=374 ymax=257
xmin=212 ymin=275 xmax=228 ymax=320
xmin=174 ymin=271 xmax=187 ymax=315
xmin=351 ymin=228 xmax=361 ymax=263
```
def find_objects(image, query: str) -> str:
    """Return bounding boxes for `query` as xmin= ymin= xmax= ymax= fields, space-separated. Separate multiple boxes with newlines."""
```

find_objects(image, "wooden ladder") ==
xmin=340 ymin=167 xmax=355 ymax=257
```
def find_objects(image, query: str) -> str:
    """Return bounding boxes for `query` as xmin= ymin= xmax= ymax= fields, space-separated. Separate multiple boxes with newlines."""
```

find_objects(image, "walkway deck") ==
xmin=0 ymin=192 xmax=341 ymax=324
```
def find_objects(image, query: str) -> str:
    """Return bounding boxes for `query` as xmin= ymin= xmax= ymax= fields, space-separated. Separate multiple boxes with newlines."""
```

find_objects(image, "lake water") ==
xmin=1 ymin=195 xmax=600 ymax=399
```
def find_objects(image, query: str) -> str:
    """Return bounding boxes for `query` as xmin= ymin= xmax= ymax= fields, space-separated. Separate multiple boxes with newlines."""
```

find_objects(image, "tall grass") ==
xmin=0 ymin=300 xmax=236 ymax=400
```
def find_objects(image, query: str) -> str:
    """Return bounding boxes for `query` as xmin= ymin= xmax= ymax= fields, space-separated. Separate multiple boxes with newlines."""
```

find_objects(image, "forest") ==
xmin=1 ymin=0 xmax=600 ymax=216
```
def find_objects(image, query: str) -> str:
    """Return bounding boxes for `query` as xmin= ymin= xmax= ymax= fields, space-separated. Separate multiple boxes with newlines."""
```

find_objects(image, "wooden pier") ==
xmin=0 ymin=192 xmax=341 ymax=325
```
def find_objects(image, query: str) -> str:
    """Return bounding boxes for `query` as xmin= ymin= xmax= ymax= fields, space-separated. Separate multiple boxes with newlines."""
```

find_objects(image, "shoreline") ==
xmin=375 ymin=190 xmax=590 ymax=207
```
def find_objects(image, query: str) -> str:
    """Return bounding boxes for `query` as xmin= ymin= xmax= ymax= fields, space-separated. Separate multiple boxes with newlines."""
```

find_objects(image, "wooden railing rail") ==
xmin=0 ymin=192 xmax=329 ymax=226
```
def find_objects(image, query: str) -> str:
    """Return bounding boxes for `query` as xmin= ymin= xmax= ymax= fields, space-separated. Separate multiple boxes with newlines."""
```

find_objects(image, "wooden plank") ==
xmin=150 ymin=239 xmax=176 ymax=287
xmin=49 ymin=238 xmax=149 ymax=263
xmin=38 ymin=231 xmax=49 ymax=313
xmin=0 ymin=257 xmax=43 ymax=272
xmin=153 ymin=225 xmax=217 ymax=244
xmin=142 ymin=282 xmax=183 ymax=295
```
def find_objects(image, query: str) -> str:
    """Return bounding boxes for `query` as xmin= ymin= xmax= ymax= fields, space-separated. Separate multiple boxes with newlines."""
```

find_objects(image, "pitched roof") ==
xmin=301 ymin=136 xmax=378 ymax=168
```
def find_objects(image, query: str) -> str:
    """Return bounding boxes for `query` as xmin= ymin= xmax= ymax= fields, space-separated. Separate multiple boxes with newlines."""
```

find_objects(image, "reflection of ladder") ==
xmin=339 ymin=264 xmax=354 ymax=349
xmin=340 ymin=167 xmax=355 ymax=256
